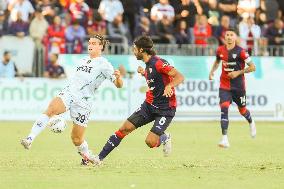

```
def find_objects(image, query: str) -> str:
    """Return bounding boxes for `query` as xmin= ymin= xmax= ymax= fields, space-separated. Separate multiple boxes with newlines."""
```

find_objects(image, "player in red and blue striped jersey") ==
xmin=89 ymin=36 xmax=184 ymax=165
xmin=209 ymin=28 xmax=256 ymax=148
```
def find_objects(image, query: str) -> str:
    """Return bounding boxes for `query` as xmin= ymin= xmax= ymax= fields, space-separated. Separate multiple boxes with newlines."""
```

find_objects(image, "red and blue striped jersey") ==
xmin=216 ymin=45 xmax=251 ymax=91
xmin=143 ymin=56 xmax=176 ymax=109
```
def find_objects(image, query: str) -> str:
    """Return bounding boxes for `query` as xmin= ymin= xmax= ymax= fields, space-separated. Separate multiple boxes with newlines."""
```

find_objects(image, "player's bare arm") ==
xmin=209 ymin=59 xmax=220 ymax=80
xmin=228 ymin=62 xmax=256 ymax=79
xmin=163 ymin=68 xmax=184 ymax=97
xmin=113 ymin=70 xmax=123 ymax=88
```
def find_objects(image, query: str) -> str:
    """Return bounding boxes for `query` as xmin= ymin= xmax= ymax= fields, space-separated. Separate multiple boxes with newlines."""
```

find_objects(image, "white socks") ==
xmin=27 ymin=114 xmax=50 ymax=141
xmin=222 ymin=135 xmax=228 ymax=141
xmin=77 ymin=140 xmax=90 ymax=156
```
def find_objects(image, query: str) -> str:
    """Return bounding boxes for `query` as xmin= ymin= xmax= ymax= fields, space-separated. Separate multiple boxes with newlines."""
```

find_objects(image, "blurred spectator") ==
xmin=98 ymin=0 xmax=124 ymax=23
xmin=69 ymin=0 xmax=90 ymax=26
xmin=262 ymin=0 xmax=279 ymax=24
xmin=85 ymin=0 xmax=101 ymax=9
xmin=0 ymin=10 xmax=8 ymax=36
xmin=239 ymin=17 xmax=261 ymax=55
xmin=0 ymin=51 xmax=18 ymax=78
xmin=175 ymin=20 xmax=190 ymax=45
xmin=137 ymin=0 xmax=155 ymax=17
xmin=277 ymin=0 xmax=284 ymax=20
xmin=9 ymin=11 xmax=29 ymax=37
xmin=237 ymin=0 xmax=260 ymax=19
xmin=217 ymin=0 xmax=238 ymax=27
xmin=175 ymin=0 xmax=199 ymax=43
xmin=107 ymin=14 xmax=130 ymax=42
xmin=44 ymin=53 xmax=66 ymax=78
xmin=29 ymin=8 xmax=49 ymax=48
xmin=265 ymin=18 xmax=284 ymax=56
xmin=214 ymin=15 xmax=230 ymax=45
xmin=121 ymin=0 xmax=139 ymax=40
xmin=65 ymin=19 xmax=86 ymax=53
xmin=193 ymin=14 xmax=212 ymax=45
xmin=265 ymin=18 xmax=284 ymax=46
xmin=134 ymin=16 xmax=156 ymax=37
xmin=87 ymin=10 xmax=106 ymax=36
xmin=150 ymin=0 xmax=175 ymax=22
xmin=8 ymin=0 xmax=34 ymax=23
xmin=199 ymin=0 xmax=217 ymax=18
xmin=45 ymin=15 xmax=66 ymax=54
xmin=0 ymin=0 xmax=7 ymax=11
xmin=156 ymin=16 xmax=175 ymax=44
xmin=37 ymin=0 xmax=58 ymax=24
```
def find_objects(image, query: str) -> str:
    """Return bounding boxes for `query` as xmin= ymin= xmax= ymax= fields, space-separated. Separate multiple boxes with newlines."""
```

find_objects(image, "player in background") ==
xmin=209 ymin=28 xmax=256 ymax=148
xmin=90 ymin=36 xmax=184 ymax=165
xmin=21 ymin=35 xmax=123 ymax=164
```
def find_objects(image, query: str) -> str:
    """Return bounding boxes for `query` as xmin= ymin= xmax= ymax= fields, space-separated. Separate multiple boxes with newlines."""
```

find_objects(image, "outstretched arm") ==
xmin=163 ymin=68 xmax=184 ymax=97
xmin=209 ymin=59 xmax=220 ymax=80
xmin=113 ymin=70 xmax=123 ymax=88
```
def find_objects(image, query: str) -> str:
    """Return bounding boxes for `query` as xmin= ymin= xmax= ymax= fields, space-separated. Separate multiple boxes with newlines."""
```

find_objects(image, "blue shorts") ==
xmin=219 ymin=88 xmax=246 ymax=107
xmin=127 ymin=102 xmax=176 ymax=136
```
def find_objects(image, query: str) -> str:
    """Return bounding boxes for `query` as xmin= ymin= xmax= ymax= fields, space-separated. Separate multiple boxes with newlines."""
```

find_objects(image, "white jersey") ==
xmin=67 ymin=56 xmax=116 ymax=102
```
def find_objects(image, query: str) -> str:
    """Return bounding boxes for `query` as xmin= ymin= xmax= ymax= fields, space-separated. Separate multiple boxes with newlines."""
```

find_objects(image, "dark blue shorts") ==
xmin=219 ymin=88 xmax=246 ymax=107
xmin=127 ymin=102 xmax=176 ymax=136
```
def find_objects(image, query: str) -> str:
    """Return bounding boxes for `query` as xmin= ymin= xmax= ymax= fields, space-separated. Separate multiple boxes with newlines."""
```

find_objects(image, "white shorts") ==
xmin=57 ymin=87 xmax=92 ymax=127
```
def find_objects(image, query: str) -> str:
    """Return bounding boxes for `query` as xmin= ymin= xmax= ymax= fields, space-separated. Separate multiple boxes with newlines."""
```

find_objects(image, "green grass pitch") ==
xmin=0 ymin=121 xmax=283 ymax=189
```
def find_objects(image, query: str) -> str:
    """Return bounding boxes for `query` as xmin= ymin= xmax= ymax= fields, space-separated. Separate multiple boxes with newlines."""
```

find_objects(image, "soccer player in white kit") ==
xmin=21 ymin=35 xmax=123 ymax=164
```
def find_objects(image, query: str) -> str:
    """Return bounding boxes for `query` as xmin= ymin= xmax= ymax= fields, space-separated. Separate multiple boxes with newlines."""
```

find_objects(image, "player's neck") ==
xmin=142 ymin=54 xmax=152 ymax=63
xmin=226 ymin=43 xmax=236 ymax=50
xmin=89 ymin=52 xmax=101 ymax=59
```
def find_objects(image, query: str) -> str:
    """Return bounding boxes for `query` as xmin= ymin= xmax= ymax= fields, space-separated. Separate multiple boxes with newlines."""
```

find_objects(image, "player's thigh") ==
xmin=127 ymin=103 xmax=155 ymax=129
xmin=150 ymin=115 xmax=174 ymax=136
xmin=44 ymin=97 xmax=67 ymax=117
xmin=232 ymin=90 xmax=246 ymax=107
xmin=219 ymin=88 xmax=232 ymax=105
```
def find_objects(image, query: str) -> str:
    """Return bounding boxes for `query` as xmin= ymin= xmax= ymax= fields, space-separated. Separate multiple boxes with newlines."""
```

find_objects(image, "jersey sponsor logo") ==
xmin=222 ymin=61 xmax=236 ymax=66
xmin=224 ymin=68 xmax=235 ymax=72
xmin=76 ymin=65 xmax=93 ymax=73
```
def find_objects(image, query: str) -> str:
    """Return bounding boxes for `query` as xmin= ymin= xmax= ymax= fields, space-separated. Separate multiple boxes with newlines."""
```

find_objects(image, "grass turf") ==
xmin=0 ymin=121 xmax=283 ymax=189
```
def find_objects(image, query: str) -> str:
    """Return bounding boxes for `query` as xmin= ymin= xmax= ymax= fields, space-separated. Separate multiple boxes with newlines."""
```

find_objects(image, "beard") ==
xmin=135 ymin=53 xmax=143 ymax=60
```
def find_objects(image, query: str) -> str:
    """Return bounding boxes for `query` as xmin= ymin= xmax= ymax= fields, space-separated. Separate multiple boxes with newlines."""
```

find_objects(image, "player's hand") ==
xmin=137 ymin=66 xmax=145 ymax=76
xmin=163 ymin=85 xmax=174 ymax=97
xmin=209 ymin=72 xmax=214 ymax=80
xmin=228 ymin=71 xmax=240 ymax=79
xmin=113 ymin=70 xmax=121 ymax=79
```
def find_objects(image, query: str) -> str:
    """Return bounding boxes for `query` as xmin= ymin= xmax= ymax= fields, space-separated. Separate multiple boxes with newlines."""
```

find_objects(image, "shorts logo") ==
xmin=155 ymin=126 xmax=161 ymax=130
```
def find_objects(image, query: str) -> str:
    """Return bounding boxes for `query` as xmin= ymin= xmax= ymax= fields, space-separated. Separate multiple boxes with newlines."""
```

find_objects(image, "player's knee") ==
xmin=145 ymin=138 xmax=157 ymax=148
xmin=238 ymin=107 xmax=247 ymax=115
xmin=220 ymin=101 xmax=230 ymax=109
xmin=71 ymin=134 xmax=83 ymax=146
xmin=44 ymin=107 xmax=56 ymax=117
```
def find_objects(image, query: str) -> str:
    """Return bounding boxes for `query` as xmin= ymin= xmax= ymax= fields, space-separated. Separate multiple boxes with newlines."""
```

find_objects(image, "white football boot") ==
xmin=79 ymin=150 xmax=102 ymax=166
xmin=218 ymin=135 xmax=230 ymax=148
xmin=163 ymin=133 xmax=172 ymax=157
xmin=20 ymin=137 xmax=32 ymax=150
xmin=249 ymin=120 xmax=256 ymax=138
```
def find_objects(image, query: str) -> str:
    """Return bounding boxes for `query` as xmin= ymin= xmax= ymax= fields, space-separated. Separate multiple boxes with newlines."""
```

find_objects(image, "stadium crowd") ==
xmin=0 ymin=0 xmax=284 ymax=77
